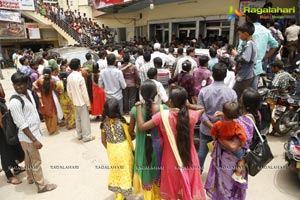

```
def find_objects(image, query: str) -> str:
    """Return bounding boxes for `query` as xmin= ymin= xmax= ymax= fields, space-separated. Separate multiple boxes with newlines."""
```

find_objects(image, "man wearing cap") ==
xmin=150 ymin=42 xmax=168 ymax=68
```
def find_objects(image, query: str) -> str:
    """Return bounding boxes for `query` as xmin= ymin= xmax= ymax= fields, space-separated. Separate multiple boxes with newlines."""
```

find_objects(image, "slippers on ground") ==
xmin=7 ymin=177 xmax=22 ymax=185
xmin=38 ymin=184 xmax=57 ymax=193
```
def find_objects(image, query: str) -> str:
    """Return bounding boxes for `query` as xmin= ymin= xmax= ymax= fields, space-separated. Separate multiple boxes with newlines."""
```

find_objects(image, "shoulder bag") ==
xmin=244 ymin=116 xmax=274 ymax=176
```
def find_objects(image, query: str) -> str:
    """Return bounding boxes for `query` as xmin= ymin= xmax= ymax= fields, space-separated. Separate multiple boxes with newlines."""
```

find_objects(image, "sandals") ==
xmin=14 ymin=167 xmax=26 ymax=175
xmin=38 ymin=184 xmax=57 ymax=193
xmin=7 ymin=177 xmax=22 ymax=185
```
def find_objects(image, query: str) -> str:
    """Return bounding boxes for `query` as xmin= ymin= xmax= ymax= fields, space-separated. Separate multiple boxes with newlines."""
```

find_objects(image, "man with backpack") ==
xmin=9 ymin=72 xmax=57 ymax=193
xmin=0 ymin=81 xmax=25 ymax=185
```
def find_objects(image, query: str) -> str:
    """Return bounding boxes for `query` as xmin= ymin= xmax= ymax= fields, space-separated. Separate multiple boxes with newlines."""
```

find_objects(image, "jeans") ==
xmin=252 ymin=75 xmax=259 ymax=90
xmin=198 ymin=132 xmax=213 ymax=172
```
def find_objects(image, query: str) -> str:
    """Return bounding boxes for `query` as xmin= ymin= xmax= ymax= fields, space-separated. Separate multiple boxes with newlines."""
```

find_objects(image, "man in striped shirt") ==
xmin=139 ymin=51 xmax=154 ymax=84
xmin=154 ymin=57 xmax=171 ymax=90
xmin=10 ymin=72 xmax=57 ymax=193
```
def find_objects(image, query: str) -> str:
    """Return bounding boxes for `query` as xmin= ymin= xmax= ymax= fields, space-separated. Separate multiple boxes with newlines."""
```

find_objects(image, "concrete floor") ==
xmin=0 ymin=68 xmax=299 ymax=200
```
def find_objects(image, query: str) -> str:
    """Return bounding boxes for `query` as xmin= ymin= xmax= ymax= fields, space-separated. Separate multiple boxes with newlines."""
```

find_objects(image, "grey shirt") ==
xmin=236 ymin=40 xmax=257 ymax=82
xmin=99 ymin=65 xmax=127 ymax=100
xmin=197 ymin=81 xmax=237 ymax=136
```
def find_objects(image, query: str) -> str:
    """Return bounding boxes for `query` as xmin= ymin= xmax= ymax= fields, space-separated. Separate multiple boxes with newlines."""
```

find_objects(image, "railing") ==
xmin=34 ymin=2 xmax=92 ymax=47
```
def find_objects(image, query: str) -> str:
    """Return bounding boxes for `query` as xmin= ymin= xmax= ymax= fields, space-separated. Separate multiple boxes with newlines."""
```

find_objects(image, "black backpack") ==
xmin=2 ymin=95 xmax=24 ymax=145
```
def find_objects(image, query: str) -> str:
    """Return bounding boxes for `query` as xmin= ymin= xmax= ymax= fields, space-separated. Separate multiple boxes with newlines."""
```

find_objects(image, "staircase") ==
xmin=21 ymin=11 xmax=88 ymax=46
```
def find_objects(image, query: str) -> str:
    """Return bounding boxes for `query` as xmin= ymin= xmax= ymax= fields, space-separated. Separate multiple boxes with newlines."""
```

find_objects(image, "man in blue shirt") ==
xmin=238 ymin=13 xmax=278 ymax=89
xmin=197 ymin=63 xmax=237 ymax=172
xmin=99 ymin=54 xmax=127 ymax=114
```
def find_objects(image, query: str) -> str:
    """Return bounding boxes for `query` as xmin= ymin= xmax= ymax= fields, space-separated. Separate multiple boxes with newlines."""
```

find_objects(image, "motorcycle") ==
xmin=284 ymin=129 xmax=300 ymax=179
xmin=274 ymin=94 xmax=300 ymax=135
xmin=273 ymin=61 xmax=300 ymax=136
xmin=257 ymin=76 xmax=272 ymax=135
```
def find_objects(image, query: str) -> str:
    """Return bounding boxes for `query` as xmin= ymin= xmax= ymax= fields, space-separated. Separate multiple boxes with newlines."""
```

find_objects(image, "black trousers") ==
xmin=0 ymin=129 xmax=24 ymax=179
xmin=123 ymin=87 xmax=137 ymax=114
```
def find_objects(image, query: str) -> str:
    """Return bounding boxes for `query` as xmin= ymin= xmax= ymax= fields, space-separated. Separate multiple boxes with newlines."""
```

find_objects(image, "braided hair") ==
xmin=140 ymin=80 xmax=157 ymax=166
xmin=170 ymin=86 xmax=191 ymax=167
xmin=42 ymin=68 xmax=52 ymax=96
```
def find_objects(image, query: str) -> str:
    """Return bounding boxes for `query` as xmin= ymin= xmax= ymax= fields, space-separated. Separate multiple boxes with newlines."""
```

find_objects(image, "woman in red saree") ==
xmin=87 ymin=63 xmax=105 ymax=117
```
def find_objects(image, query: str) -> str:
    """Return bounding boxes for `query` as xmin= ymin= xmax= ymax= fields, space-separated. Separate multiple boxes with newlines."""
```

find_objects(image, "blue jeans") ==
xmin=252 ymin=75 xmax=259 ymax=90
xmin=198 ymin=132 xmax=213 ymax=172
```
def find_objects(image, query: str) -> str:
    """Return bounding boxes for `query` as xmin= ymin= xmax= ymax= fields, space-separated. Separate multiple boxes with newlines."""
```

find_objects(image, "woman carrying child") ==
xmin=205 ymin=87 xmax=260 ymax=200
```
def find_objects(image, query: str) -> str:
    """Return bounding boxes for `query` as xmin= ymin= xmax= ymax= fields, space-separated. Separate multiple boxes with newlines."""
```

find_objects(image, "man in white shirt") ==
xmin=42 ymin=51 xmax=49 ymax=68
xmin=135 ymin=48 xmax=144 ymax=72
xmin=174 ymin=46 xmax=197 ymax=76
xmin=140 ymin=67 xmax=168 ymax=104
xmin=166 ymin=46 xmax=176 ymax=70
xmin=67 ymin=58 xmax=95 ymax=142
xmin=150 ymin=42 xmax=168 ymax=67
xmin=285 ymin=18 xmax=300 ymax=64
xmin=10 ymin=72 xmax=57 ymax=193
xmin=97 ymin=49 xmax=107 ymax=71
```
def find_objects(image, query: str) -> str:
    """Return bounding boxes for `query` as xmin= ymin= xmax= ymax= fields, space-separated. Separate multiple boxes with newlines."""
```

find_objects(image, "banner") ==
xmin=0 ymin=19 xmax=26 ymax=39
xmin=0 ymin=0 xmax=35 ymax=11
xmin=0 ymin=10 xmax=21 ymax=23
xmin=28 ymin=24 xmax=40 ymax=39
xmin=94 ymin=0 xmax=132 ymax=9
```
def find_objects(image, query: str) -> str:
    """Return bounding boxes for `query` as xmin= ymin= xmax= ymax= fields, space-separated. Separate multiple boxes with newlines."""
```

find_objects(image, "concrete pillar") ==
xmin=169 ymin=21 xmax=172 ymax=44
xmin=195 ymin=19 xmax=200 ymax=40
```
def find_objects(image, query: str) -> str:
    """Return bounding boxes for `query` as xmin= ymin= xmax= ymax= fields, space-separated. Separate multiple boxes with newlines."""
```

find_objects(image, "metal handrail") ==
xmin=34 ymin=2 xmax=92 ymax=47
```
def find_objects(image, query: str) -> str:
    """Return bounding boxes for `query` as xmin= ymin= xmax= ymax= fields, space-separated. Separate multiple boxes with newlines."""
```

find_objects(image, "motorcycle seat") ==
xmin=258 ymin=87 xmax=269 ymax=96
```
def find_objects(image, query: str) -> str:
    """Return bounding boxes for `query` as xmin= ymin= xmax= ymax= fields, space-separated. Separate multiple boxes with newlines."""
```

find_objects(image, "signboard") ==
xmin=0 ymin=19 xmax=26 ymax=39
xmin=0 ymin=0 xmax=35 ymax=11
xmin=93 ymin=0 xmax=132 ymax=9
xmin=239 ymin=0 xmax=266 ymax=14
xmin=28 ymin=24 xmax=40 ymax=39
xmin=0 ymin=10 xmax=21 ymax=23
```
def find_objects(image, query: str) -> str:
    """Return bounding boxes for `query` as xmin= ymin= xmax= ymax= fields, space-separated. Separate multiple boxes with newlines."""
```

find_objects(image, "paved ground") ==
xmin=0 ymin=68 xmax=300 ymax=200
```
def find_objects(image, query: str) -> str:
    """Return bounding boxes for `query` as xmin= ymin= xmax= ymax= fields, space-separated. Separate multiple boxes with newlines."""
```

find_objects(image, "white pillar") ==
xmin=229 ymin=19 xmax=235 ymax=45
xmin=195 ymin=19 xmax=200 ymax=39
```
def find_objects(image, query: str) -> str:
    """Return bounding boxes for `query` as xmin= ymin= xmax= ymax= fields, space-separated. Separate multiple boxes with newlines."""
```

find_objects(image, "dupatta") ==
xmin=161 ymin=109 xmax=193 ymax=200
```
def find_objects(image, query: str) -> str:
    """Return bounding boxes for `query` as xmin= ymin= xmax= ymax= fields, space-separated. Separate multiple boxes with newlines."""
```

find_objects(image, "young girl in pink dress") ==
xmin=136 ymin=86 xmax=206 ymax=200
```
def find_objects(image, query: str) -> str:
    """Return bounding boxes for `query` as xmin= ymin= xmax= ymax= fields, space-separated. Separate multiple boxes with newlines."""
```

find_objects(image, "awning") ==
xmin=94 ymin=0 xmax=184 ymax=14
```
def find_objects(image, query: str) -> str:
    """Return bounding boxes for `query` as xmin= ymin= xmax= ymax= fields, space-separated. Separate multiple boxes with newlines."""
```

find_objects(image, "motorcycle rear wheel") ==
xmin=275 ymin=110 xmax=296 ymax=136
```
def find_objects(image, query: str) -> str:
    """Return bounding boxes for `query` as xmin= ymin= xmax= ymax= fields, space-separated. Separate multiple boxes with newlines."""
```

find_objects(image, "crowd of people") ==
xmin=35 ymin=0 xmax=115 ymax=46
xmin=1 ymin=11 xmax=300 ymax=200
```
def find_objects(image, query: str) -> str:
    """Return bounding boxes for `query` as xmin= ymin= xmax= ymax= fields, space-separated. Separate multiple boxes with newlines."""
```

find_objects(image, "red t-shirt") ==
xmin=210 ymin=120 xmax=247 ymax=142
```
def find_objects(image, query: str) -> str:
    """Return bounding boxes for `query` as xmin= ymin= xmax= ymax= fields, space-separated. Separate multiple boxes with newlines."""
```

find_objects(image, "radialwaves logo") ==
xmin=227 ymin=5 xmax=243 ymax=21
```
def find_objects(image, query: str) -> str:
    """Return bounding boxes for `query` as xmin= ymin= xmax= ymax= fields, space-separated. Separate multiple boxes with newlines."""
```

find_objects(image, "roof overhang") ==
xmin=94 ymin=0 xmax=184 ymax=15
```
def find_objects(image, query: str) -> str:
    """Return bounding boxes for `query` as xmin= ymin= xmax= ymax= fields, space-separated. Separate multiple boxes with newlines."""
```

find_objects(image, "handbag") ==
xmin=244 ymin=116 xmax=274 ymax=176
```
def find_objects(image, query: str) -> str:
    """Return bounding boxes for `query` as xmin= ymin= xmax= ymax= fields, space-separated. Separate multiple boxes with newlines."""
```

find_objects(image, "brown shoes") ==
xmin=38 ymin=184 xmax=57 ymax=193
